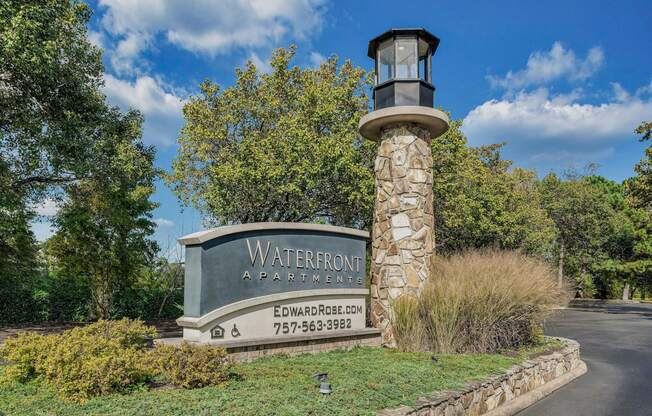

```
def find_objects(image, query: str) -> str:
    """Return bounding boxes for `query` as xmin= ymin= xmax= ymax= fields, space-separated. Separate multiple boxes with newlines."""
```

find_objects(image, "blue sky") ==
xmin=31 ymin=0 xmax=652 ymax=254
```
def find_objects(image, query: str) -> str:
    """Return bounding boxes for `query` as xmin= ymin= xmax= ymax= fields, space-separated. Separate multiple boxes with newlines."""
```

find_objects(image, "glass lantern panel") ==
xmin=418 ymin=38 xmax=430 ymax=82
xmin=377 ymin=39 xmax=394 ymax=83
xmin=395 ymin=37 xmax=417 ymax=79
xmin=418 ymin=56 xmax=427 ymax=81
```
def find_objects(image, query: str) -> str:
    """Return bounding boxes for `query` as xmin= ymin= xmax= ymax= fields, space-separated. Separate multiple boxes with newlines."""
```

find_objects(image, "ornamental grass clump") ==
xmin=393 ymin=250 xmax=568 ymax=353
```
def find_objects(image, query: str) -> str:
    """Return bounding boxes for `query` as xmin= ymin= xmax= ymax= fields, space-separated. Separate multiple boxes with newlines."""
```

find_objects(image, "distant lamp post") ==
xmin=359 ymin=28 xmax=450 ymax=347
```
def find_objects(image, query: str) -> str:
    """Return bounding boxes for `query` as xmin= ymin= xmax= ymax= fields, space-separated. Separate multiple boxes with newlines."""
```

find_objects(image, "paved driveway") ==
xmin=518 ymin=306 xmax=652 ymax=416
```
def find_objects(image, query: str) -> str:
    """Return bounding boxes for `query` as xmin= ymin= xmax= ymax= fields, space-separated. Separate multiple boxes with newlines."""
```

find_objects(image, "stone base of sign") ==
xmin=158 ymin=328 xmax=382 ymax=362
xmin=377 ymin=337 xmax=585 ymax=416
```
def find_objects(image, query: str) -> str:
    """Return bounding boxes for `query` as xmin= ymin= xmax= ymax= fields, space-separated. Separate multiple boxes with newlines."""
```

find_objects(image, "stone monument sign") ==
xmin=176 ymin=223 xmax=369 ymax=344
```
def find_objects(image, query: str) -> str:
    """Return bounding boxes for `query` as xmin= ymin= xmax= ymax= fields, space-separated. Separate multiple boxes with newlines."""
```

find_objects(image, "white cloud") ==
xmin=463 ymin=86 xmax=652 ymax=145
xmin=103 ymin=74 xmax=184 ymax=145
xmin=487 ymin=42 xmax=604 ymax=90
xmin=463 ymin=83 xmax=652 ymax=170
xmin=30 ymin=220 xmax=55 ymax=242
xmin=611 ymin=82 xmax=630 ymax=102
xmin=31 ymin=198 xmax=59 ymax=217
xmin=29 ymin=199 xmax=59 ymax=242
xmin=154 ymin=217 xmax=175 ymax=228
xmin=97 ymin=0 xmax=326 ymax=73
xmin=309 ymin=51 xmax=326 ymax=67
xmin=248 ymin=52 xmax=273 ymax=73
xmin=636 ymin=79 xmax=652 ymax=96
xmin=110 ymin=33 xmax=153 ymax=75
xmin=87 ymin=30 xmax=106 ymax=49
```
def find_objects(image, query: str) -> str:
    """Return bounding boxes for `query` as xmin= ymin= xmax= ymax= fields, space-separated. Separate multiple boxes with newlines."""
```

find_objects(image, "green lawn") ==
xmin=0 ymin=341 xmax=562 ymax=416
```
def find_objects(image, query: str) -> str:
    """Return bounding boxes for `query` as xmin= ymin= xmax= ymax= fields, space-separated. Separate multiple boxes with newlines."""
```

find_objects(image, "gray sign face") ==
xmin=180 ymin=224 xmax=368 ymax=318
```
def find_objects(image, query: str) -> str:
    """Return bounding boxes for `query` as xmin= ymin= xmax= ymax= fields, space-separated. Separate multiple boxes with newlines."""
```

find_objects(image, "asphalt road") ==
xmin=518 ymin=305 xmax=652 ymax=416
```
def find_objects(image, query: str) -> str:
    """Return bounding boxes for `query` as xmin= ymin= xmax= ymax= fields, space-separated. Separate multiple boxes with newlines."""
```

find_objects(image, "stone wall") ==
xmin=377 ymin=338 xmax=584 ymax=416
xmin=370 ymin=123 xmax=434 ymax=347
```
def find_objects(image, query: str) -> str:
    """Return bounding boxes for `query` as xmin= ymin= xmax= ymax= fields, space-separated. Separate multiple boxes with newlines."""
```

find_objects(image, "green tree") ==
xmin=169 ymin=46 xmax=376 ymax=228
xmin=0 ymin=0 xmax=105 ymax=198
xmin=540 ymin=173 xmax=615 ymax=291
xmin=0 ymin=0 xmax=106 ymax=322
xmin=432 ymin=122 xmax=555 ymax=256
xmin=47 ymin=109 xmax=159 ymax=319
xmin=597 ymin=122 xmax=652 ymax=299
xmin=0 ymin=1 xmax=164 ymax=322
xmin=585 ymin=177 xmax=635 ymax=298
xmin=0 ymin=170 xmax=40 ymax=323
xmin=628 ymin=121 xmax=652 ymax=209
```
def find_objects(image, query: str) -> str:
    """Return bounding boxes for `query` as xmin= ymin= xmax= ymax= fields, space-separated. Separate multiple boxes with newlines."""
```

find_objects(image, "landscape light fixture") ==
xmin=313 ymin=372 xmax=332 ymax=395
xmin=367 ymin=28 xmax=440 ymax=110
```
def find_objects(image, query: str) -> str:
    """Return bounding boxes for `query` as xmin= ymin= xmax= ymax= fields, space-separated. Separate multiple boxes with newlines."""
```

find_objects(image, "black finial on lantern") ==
xmin=367 ymin=28 xmax=440 ymax=110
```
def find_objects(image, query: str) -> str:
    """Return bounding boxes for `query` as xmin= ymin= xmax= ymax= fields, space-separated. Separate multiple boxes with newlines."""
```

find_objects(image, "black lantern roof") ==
xmin=367 ymin=28 xmax=440 ymax=59
xmin=367 ymin=27 xmax=441 ymax=110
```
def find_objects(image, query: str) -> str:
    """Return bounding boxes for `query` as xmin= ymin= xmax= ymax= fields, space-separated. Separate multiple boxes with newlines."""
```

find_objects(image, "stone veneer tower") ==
xmin=359 ymin=29 xmax=449 ymax=346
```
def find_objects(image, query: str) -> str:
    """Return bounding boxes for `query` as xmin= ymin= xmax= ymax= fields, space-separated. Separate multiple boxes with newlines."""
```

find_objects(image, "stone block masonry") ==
xmin=377 ymin=337 xmax=586 ymax=416
xmin=370 ymin=123 xmax=434 ymax=347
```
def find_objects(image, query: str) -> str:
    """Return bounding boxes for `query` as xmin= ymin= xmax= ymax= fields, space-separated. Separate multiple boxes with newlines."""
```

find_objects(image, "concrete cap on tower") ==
xmin=358 ymin=106 xmax=450 ymax=141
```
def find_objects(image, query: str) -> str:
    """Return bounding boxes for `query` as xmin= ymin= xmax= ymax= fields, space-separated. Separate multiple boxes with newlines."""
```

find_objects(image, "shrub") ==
xmin=0 ymin=332 xmax=56 ymax=382
xmin=148 ymin=342 xmax=233 ymax=389
xmin=393 ymin=250 xmax=568 ymax=353
xmin=1 ymin=321 xmax=235 ymax=401
xmin=72 ymin=318 xmax=157 ymax=348
xmin=0 ymin=319 xmax=158 ymax=402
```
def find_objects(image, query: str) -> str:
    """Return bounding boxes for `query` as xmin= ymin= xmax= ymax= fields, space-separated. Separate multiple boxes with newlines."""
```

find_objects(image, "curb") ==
xmin=482 ymin=360 xmax=587 ymax=416
xmin=377 ymin=337 xmax=584 ymax=416
xmin=567 ymin=307 xmax=652 ymax=317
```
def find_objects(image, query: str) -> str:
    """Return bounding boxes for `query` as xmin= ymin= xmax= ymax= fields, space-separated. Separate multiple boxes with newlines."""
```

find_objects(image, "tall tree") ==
xmin=540 ymin=173 xmax=615 ymax=290
xmin=47 ymin=109 xmax=159 ymax=319
xmin=628 ymin=121 xmax=652 ymax=210
xmin=0 ymin=0 xmax=106 ymax=321
xmin=169 ymin=46 xmax=376 ymax=228
xmin=600 ymin=121 xmax=652 ymax=299
xmin=586 ymin=177 xmax=636 ymax=298
xmin=0 ymin=0 xmax=105 ymax=198
xmin=432 ymin=122 xmax=555 ymax=256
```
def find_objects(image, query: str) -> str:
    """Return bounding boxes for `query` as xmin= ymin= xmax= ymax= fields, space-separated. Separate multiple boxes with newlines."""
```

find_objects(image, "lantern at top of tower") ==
xmin=367 ymin=28 xmax=440 ymax=110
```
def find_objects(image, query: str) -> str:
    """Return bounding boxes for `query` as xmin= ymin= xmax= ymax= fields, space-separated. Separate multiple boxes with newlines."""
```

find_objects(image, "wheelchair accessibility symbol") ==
xmin=231 ymin=324 xmax=241 ymax=338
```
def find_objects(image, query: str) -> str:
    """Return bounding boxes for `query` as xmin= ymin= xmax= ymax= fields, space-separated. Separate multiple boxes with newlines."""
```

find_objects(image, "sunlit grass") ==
xmin=0 ymin=340 xmax=561 ymax=416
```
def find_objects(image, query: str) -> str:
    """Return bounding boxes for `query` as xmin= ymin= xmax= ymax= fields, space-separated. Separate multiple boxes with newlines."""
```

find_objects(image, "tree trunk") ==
xmin=622 ymin=282 xmax=631 ymax=301
xmin=558 ymin=242 xmax=565 ymax=289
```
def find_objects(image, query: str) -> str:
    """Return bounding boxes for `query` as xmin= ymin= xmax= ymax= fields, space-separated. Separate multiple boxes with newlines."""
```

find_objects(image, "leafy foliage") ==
xmin=46 ymin=109 xmax=159 ymax=318
xmin=148 ymin=343 xmax=232 ymax=389
xmin=0 ymin=0 xmax=105 ymax=197
xmin=432 ymin=124 xmax=555 ymax=255
xmin=629 ymin=121 xmax=652 ymax=210
xmin=1 ymin=0 xmax=162 ymax=322
xmin=170 ymin=46 xmax=376 ymax=227
xmin=0 ymin=319 xmax=157 ymax=402
xmin=0 ymin=319 xmax=237 ymax=403
xmin=539 ymin=173 xmax=616 ymax=292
